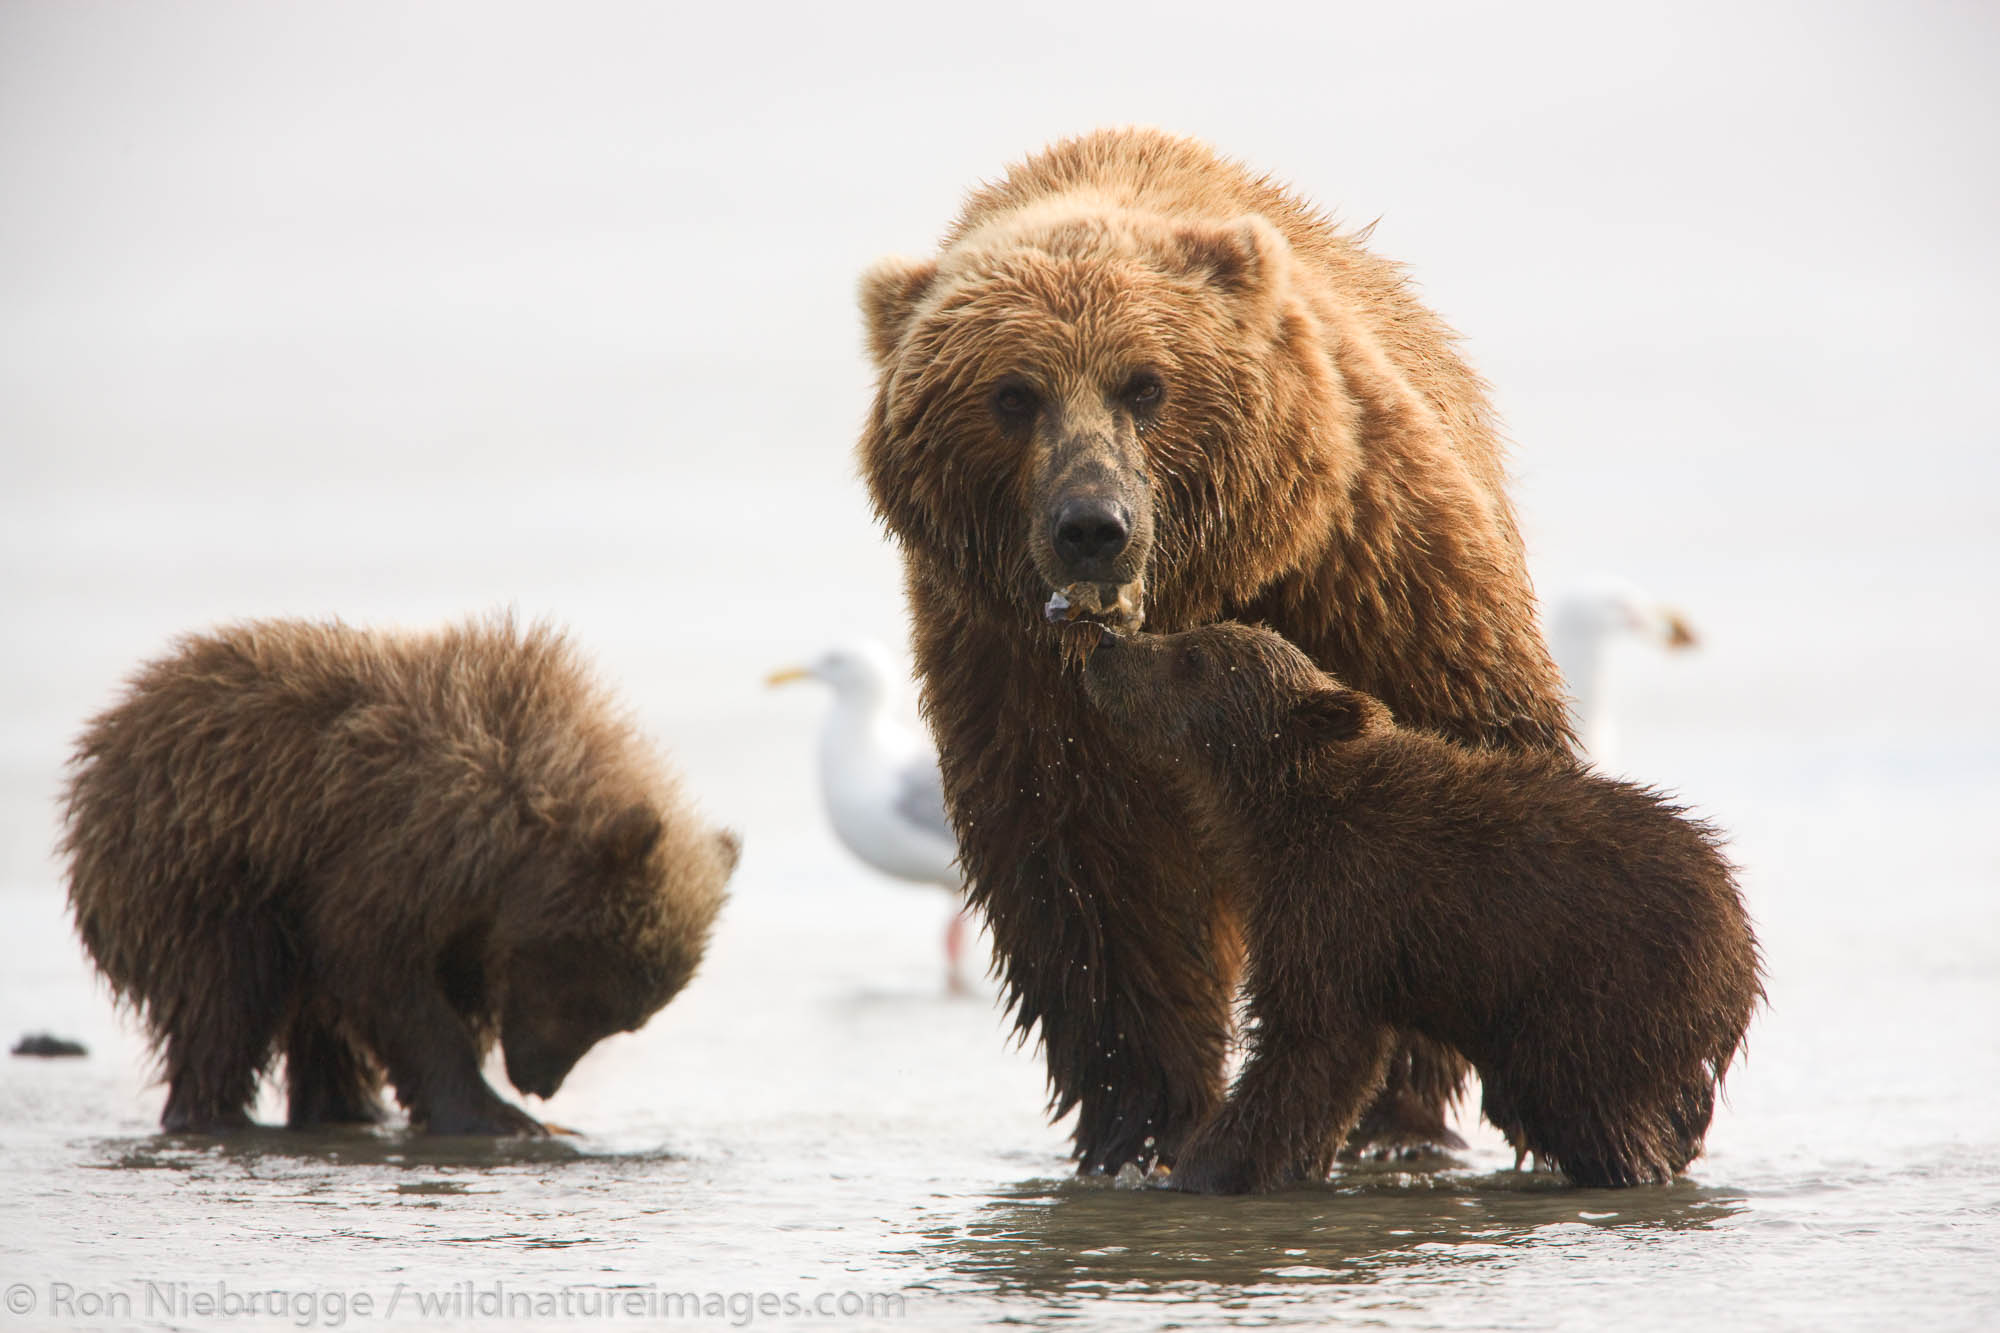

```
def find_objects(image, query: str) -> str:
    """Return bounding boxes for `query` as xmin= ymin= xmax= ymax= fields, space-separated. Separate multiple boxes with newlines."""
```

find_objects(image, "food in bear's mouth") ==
xmin=1042 ymin=580 xmax=1145 ymax=632
xmin=1047 ymin=582 xmax=1143 ymax=671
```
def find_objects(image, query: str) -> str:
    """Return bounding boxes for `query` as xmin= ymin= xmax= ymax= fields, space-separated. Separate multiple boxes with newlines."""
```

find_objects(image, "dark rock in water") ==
xmin=12 ymin=1033 xmax=88 ymax=1058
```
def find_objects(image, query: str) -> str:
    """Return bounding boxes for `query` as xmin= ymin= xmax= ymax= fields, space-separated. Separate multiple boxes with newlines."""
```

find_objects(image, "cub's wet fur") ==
xmin=62 ymin=615 xmax=736 ymax=1136
xmin=1082 ymin=622 xmax=1762 ymax=1192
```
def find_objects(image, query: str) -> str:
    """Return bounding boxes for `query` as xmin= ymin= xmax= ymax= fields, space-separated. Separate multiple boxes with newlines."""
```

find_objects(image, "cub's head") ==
xmin=858 ymin=188 xmax=1345 ymax=632
xmin=499 ymin=806 xmax=737 ymax=1100
xmin=1081 ymin=622 xmax=1392 ymax=758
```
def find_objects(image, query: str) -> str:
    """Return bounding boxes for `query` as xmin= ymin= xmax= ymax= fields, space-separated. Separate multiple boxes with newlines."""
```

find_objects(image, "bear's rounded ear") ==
xmin=1171 ymin=215 xmax=1290 ymax=297
xmin=601 ymin=802 xmax=664 ymax=870
xmin=1291 ymin=689 xmax=1384 ymax=745
xmin=714 ymin=829 xmax=742 ymax=877
xmin=859 ymin=256 xmax=939 ymax=368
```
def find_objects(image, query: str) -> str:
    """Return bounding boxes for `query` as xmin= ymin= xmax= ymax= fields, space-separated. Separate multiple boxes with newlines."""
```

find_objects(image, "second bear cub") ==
xmin=63 ymin=615 xmax=737 ymax=1136
xmin=1079 ymin=622 xmax=1761 ymax=1192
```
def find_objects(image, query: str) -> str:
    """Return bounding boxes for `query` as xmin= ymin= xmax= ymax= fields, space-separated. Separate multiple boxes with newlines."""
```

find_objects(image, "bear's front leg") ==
xmin=1169 ymin=1020 xmax=1395 ymax=1195
xmin=1165 ymin=1115 xmax=1271 ymax=1196
xmin=973 ymin=816 xmax=1238 ymax=1176
xmin=1342 ymin=1034 xmax=1471 ymax=1159
xmin=284 ymin=1004 xmax=389 ymax=1128
xmin=336 ymin=970 xmax=547 ymax=1137
xmin=917 ymin=601 xmax=1239 ymax=1174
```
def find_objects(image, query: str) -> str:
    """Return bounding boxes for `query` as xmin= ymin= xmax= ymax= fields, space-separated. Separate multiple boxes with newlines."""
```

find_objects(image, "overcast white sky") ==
xmin=3 ymin=2 xmax=1992 ymax=479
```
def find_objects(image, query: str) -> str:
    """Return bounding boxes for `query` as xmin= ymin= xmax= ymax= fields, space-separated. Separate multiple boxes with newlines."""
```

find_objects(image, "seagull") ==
xmin=767 ymin=642 xmax=973 ymax=994
xmin=1548 ymin=576 xmax=1699 ymax=767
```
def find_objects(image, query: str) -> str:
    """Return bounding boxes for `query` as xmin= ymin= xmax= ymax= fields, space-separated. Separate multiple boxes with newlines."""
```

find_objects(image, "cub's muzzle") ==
xmin=502 ymin=1033 xmax=575 ymax=1101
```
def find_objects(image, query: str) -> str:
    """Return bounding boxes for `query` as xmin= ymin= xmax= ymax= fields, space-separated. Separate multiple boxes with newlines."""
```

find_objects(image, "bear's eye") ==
xmin=1119 ymin=370 xmax=1165 ymax=412
xmin=991 ymin=378 xmax=1039 ymax=424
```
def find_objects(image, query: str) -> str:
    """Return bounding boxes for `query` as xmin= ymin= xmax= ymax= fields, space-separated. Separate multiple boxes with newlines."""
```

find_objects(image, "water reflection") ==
xmin=65 ymin=1129 xmax=694 ymax=1259
xmin=86 ymin=1126 xmax=666 ymax=1172
xmin=921 ymin=1159 xmax=1746 ymax=1306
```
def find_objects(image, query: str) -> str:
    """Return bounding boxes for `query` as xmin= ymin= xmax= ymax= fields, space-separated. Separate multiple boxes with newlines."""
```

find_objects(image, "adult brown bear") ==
xmin=858 ymin=128 xmax=1573 ymax=1174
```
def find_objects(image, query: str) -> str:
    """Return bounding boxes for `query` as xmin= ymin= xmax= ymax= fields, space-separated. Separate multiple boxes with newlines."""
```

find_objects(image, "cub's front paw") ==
xmin=424 ymin=1097 xmax=550 ymax=1138
xmin=161 ymin=1106 xmax=256 ymax=1135
xmin=1163 ymin=1142 xmax=1267 ymax=1195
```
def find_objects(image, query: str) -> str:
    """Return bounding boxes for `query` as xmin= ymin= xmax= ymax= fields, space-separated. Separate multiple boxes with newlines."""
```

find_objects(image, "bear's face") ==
xmin=1083 ymin=623 xmax=1390 ymax=759
xmin=498 ymin=813 xmax=735 ymax=1101
xmin=861 ymin=210 xmax=1351 ymax=631
xmin=499 ymin=936 xmax=696 ymax=1100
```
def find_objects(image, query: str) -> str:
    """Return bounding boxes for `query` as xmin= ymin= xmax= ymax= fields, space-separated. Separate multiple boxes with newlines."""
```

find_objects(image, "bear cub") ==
xmin=1079 ymin=622 xmax=1762 ymax=1192
xmin=62 ymin=615 xmax=737 ymax=1136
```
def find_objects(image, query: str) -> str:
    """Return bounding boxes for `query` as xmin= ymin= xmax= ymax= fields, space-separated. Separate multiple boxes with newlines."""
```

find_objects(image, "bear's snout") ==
xmin=1051 ymin=497 xmax=1132 ymax=577
xmin=1030 ymin=421 xmax=1154 ymax=595
xmin=501 ymin=1003 xmax=595 ymax=1101
xmin=502 ymin=1039 xmax=573 ymax=1101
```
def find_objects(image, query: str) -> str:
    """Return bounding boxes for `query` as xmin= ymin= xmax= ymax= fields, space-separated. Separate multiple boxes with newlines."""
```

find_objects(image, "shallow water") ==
xmin=5 ymin=837 xmax=1999 ymax=1330
xmin=5 ymin=2 xmax=2000 ymax=1328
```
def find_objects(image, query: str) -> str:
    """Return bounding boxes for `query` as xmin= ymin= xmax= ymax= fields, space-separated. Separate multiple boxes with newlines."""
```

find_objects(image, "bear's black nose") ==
xmin=1052 ymin=498 xmax=1131 ymax=574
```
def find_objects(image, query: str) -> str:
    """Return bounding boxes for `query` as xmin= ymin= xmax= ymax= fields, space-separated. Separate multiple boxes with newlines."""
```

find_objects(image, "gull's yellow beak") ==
xmin=765 ymin=666 xmax=811 ymax=688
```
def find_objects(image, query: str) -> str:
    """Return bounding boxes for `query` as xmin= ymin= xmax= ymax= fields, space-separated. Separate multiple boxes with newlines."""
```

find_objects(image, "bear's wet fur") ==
xmin=859 ymin=128 xmax=1574 ymax=1171
xmin=1081 ymin=622 xmax=1762 ymax=1192
xmin=61 ymin=615 xmax=736 ymax=1136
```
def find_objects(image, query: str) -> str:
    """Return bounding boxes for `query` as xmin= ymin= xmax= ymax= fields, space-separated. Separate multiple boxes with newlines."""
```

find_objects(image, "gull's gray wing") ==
xmin=893 ymin=756 xmax=955 ymax=844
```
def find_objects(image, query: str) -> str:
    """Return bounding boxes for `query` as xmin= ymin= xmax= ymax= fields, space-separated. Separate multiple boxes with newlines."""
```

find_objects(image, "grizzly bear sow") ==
xmin=859 ymin=128 xmax=1574 ymax=1172
xmin=1081 ymin=622 xmax=1763 ymax=1193
xmin=62 ymin=616 xmax=737 ymax=1136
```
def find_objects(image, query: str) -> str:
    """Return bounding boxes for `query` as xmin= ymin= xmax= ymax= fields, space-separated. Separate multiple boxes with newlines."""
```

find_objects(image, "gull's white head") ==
xmin=1553 ymin=576 xmax=1698 ymax=650
xmin=766 ymin=640 xmax=903 ymax=707
xmin=1549 ymin=576 xmax=1699 ymax=766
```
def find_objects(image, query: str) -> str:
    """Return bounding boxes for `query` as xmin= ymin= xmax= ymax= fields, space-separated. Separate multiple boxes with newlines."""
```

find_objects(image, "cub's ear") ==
xmin=1290 ymin=689 xmax=1382 ymax=745
xmin=859 ymin=256 xmax=939 ymax=368
xmin=1171 ymin=215 xmax=1290 ymax=297
xmin=714 ymin=829 xmax=743 ymax=877
xmin=601 ymin=802 xmax=664 ymax=870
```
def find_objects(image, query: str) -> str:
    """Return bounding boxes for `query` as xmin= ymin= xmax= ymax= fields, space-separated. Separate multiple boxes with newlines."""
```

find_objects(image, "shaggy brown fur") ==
xmin=858 ymin=128 xmax=1574 ymax=1172
xmin=1080 ymin=622 xmax=1762 ymax=1193
xmin=61 ymin=615 xmax=736 ymax=1136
